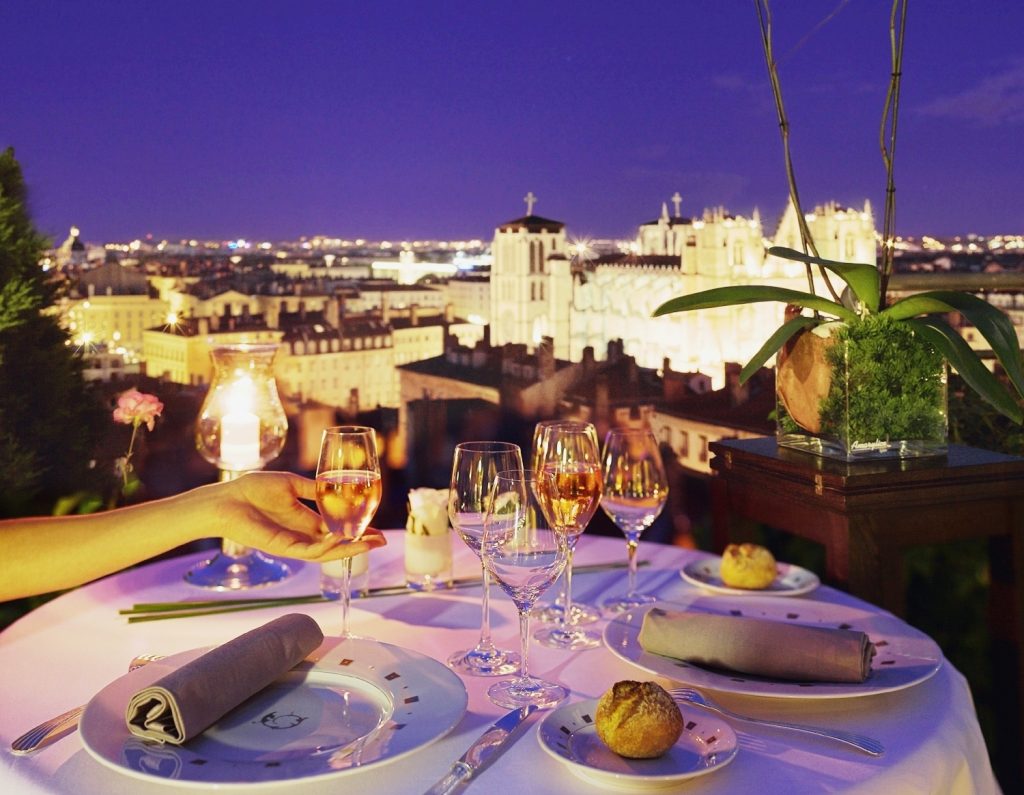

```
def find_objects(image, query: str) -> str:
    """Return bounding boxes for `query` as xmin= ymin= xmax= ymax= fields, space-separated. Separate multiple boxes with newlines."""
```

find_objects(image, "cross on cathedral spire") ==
xmin=671 ymin=191 xmax=682 ymax=217
xmin=524 ymin=191 xmax=537 ymax=215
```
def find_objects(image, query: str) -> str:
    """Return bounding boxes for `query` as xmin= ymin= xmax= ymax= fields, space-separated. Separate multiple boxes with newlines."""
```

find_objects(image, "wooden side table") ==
xmin=709 ymin=436 xmax=1024 ymax=783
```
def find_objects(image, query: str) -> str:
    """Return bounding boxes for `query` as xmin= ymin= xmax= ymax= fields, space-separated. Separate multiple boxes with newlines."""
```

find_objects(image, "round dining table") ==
xmin=0 ymin=531 xmax=1000 ymax=794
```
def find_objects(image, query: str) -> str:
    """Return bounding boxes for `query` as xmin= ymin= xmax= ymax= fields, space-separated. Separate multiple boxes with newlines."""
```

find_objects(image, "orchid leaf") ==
xmin=739 ymin=315 xmax=819 ymax=384
xmin=907 ymin=318 xmax=1023 ymax=423
xmin=767 ymin=246 xmax=881 ymax=313
xmin=653 ymin=285 xmax=859 ymax=324
xmin=881 ymin=294 xmax=958 ymax=320
xmin=886 ymin=290 xmax=1024 ymax=397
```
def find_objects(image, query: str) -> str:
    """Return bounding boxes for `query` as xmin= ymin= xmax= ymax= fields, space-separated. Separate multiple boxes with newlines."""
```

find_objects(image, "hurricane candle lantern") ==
xmin=187 ymin=342 xmax=291 ymax=589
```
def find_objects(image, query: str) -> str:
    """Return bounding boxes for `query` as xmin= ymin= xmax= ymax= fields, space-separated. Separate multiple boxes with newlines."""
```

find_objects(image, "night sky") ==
xmin=4 ymin=1 xmax=1024 ymax=243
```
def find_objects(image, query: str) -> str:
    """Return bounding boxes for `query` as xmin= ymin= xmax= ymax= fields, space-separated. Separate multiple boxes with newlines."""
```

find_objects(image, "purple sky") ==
xmin=4 ymin=1 xmax=1024 ymax=243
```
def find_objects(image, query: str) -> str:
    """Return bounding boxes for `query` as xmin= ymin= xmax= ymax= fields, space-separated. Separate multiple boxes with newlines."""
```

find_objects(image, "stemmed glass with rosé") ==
xmin=315 ymin=425 xmax=382 ymax=638
xmin=533 ymin=421 xmax=603 ymax=650
xmin=599 ymin=428 xmax=668 ymax=613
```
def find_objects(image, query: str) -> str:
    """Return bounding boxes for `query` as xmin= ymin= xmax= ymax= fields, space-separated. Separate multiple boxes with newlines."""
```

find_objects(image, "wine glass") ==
xmin=315 ymin=425 xmax=382 ymax=639
xmin=531 ymin=420 xmax=600 ymax=626
xmin=447 ymin=441 xmax=524 ymax=676
xmin=599 ymin=428 xmax=669 ymax=613
xmin=533 ymin=421 xmax=603 ymax=650
xmin=482 ymin=468 xmax=570 ymax=708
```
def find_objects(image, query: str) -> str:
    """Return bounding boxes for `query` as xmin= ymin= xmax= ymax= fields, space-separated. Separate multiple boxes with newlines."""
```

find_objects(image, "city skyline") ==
xmin=5 ymin=1 xmax=1024 ymax=243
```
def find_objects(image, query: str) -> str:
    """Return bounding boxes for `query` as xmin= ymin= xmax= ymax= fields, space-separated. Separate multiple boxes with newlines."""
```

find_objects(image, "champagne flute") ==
xmin=534 ymin=421 xmax=603 ymax=650
xmin=482 ymin=468 xmax=570 ymax=708
xmin=599 ymin=428 xmax=669 ymax=613
xmin=315 ymin=425 xmax=382 ymax=639
xmin=447 ymin=441 xmax=524 ymax=676
xmin=531 ymin=420 xmax=600 ymax=626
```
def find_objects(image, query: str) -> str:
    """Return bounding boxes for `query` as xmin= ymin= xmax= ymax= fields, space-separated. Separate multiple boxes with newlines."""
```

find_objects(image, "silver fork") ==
xmin=10 ymin=653 xmax=163 ymax=755
xmin=669 ymin=687 xmax=885 ymax=757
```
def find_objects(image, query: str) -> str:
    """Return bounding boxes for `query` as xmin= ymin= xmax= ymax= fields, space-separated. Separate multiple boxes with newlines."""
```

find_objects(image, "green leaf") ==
xmin=767 ymin=246 xmax=881 ymax=313
xmin=886 ymin=291 xmax=1024 ymax=398
xmin=653 ymin=285 xmax=859 ymax=324
xmin=881 ymin=294 xmax=958 ymax=320
xmin=51 ymin=490 xmax=104 ymax=516
xmin=907 ymin=318 xmax=1023 ymax=423
xmin=739 ymin=315 xmax=819 ymax=384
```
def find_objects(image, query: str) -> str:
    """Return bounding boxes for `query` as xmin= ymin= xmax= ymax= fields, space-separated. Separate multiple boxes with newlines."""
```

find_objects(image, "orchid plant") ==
xmin=654 ymin=245 xmax=1024 ymax=423
xmin=654 ymin=2 xmax=1024 ymax=425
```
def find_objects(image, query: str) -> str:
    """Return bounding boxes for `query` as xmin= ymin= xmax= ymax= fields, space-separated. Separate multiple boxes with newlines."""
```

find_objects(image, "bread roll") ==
xmin=719 ymin=543 xmax=777 ymax=589
xmin=595 ymin=680 xmax=683 ymax=758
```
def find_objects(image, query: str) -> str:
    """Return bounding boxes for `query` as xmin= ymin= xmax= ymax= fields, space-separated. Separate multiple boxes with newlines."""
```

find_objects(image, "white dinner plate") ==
xmin=537 ymin=698 xmax=738 ymax=790
xmin=80 ymin=636 xmax=467 ymax=788
xmin=680 ymin=555 xmax=820 ymax=597
xmin=604 ymin=598 xmax=943 ymax=699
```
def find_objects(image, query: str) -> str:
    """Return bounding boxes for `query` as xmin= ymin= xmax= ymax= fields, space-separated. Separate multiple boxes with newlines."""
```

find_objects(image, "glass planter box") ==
xmin=775 ymin=320 xmax=948 ymax=461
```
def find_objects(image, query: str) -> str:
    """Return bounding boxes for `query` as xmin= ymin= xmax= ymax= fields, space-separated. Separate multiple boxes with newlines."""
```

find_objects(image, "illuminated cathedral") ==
xmin=489 ymin=193 xmax=876 ymax=388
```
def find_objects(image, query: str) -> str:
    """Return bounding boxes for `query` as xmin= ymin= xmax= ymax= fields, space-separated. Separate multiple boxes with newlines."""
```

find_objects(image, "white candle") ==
xmin=220 ymin=410 xmax=261 ymax=471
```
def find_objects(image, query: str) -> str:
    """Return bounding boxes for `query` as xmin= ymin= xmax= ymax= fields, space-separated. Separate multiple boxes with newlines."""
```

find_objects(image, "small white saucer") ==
xmin=681 ymin=555 xmax=820 ymax=597
xmin=537 ymin=697 xmax=737 ymax=790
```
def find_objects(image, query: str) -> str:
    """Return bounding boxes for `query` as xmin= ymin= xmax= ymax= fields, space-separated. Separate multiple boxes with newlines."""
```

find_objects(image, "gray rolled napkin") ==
xmin=125 ymin=613 xmax=324 ymax=744
xmin=638 ymin=607 xmax=874 ymax=683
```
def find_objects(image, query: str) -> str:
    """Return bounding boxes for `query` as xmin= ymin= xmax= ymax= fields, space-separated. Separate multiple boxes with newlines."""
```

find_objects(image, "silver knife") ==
xmin=424 ymin=705 xmax=537 ymax=795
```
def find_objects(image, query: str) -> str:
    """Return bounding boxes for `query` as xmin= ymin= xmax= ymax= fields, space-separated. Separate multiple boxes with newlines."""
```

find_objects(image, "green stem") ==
xmin=119 ymin=560 xmax=647 ymax=621
xmin=122 ymin=423 xmax=140 ymax=490
xmin=878 ymin=0 xmax=908 ymax=305
xmin=125 ymin=598 xmax=328 ymax=623
xmin=755 ymin=0 xmax=842 ymax=304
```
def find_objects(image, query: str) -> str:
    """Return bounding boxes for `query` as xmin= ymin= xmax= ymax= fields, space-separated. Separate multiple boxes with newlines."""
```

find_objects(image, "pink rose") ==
xmin=113 ymin=388 xmax=164 ymax=431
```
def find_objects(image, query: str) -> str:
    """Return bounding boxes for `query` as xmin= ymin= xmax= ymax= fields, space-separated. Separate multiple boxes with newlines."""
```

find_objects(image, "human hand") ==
xmin=211 ymin=471 xmax=387 ymax=562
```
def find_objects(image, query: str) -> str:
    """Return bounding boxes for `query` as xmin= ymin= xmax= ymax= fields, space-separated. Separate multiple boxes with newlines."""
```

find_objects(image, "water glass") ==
xmin=483 ymin=469 xmax=570 ymax=709
xmin=447 ymin=441 xmax=524 ymax=676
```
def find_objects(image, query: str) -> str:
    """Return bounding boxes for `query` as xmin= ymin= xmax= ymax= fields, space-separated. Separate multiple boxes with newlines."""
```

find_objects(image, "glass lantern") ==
xmin=185 ymin=342 xmax=293 ymax=589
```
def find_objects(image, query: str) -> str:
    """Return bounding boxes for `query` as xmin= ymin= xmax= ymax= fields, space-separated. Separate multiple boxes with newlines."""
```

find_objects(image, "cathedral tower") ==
xmin=489 ymin=192 xmax=569 ymax=355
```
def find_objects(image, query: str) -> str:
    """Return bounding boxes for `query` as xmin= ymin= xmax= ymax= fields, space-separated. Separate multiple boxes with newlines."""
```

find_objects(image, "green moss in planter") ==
xmin=820 ymin=314 xmax=947 ymax=449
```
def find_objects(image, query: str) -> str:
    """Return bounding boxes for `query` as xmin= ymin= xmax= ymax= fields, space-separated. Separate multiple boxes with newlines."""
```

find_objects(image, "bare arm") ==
xmin=0 ymin=471 xmax=385 ymax=601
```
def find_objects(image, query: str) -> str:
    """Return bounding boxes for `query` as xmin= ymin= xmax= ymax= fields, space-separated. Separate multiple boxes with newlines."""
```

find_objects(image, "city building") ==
xmin=79 ymin=344 xmax=142 ymax=382
xmin=444 ymin=273 xmax=490 ymax=326
xmin=62 ymin=258 xmax=170 ymax=360
xmin=142 ymin=296 xmax=446 ymax=414
xmin=488 ymin=194 xmax=878 ymax=388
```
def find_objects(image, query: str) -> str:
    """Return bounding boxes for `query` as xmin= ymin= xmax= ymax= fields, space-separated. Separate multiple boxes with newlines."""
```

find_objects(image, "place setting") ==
xmin=604 ymin=594 xmax=945 ymax=700
xmin=78 ymin=614 xmax=469 ymax=788
xmin=70 ymin=425 xmax=473 ymax=788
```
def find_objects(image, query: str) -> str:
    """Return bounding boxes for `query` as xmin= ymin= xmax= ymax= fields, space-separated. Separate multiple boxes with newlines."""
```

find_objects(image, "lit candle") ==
xmin=220 ymin=410 xmax=261 ymax=471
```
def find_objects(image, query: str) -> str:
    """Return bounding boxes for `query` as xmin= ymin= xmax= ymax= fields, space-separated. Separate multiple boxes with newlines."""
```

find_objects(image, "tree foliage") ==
xmin=0 ymin=147 xmax=106 ymax=516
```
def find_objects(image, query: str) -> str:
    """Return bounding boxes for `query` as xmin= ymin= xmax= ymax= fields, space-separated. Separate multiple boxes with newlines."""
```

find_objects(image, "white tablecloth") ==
xmin=0 ymin=532 xmax=1000 ymax=794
